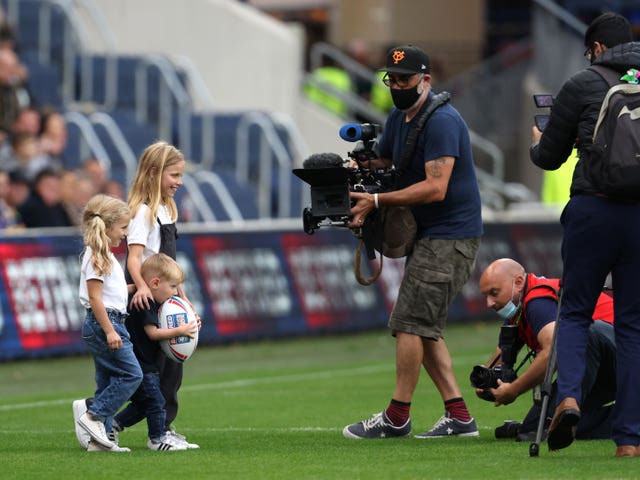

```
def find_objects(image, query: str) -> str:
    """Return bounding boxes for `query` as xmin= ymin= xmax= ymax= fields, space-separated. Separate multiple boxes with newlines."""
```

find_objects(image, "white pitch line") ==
xmin=0 ymin=353 xmax=485 ymax=412
xmin=0 ymin=363 xmax=392 ymax=412
xmin=180 ymin=363 xmax=393 ymax=392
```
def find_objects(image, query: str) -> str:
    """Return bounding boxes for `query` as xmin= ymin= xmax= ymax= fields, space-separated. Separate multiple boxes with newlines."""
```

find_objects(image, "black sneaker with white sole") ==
xmin=343 ymin=411 xmax=412 ymax=439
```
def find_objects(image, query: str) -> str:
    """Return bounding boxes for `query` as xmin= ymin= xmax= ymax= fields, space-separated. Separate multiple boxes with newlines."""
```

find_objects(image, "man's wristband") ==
xmin=374 ymin=193 xmax=379 ymax=209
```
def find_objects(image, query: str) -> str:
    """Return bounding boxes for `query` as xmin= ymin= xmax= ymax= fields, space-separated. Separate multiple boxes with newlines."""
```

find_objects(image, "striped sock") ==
xmin=385 ymin=399 xmax=411 ymax=426
xmin=444 ymin=397 xmax=472 ymax=422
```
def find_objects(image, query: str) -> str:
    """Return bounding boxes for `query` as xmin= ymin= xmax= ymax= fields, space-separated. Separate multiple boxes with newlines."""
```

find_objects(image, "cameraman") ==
xmin=343 ymin=45 xmax=483 ymax=439
xmin=478 ymin=258 xmax=616 ymax=442
xmin=529 ymin=12 xmax=640 ymax=456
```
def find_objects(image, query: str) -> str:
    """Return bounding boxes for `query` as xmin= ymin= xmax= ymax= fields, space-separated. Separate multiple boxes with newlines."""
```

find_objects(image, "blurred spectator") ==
xmin=81 ymin=156 xmax=126 ymax=199
xmin=5 ymin=168 xmax=28 ymax=225
xmin=60 ymin=169 xmax=97 ymax=225
xmin=304 ymin=56 xmax=353 ymax=117
xmin=0 ymin=48 xmax=21 ymax=132
xmin=104 ymin=178 xmax=126 ymax=200
xmin=17 ymin=167 xmax=73 ymax=227
xmin=0 ymin=124 xmax=11 ymax=166
xmin=39 ymin=108 xmax=67 ymax=164
xmin=0 ymin=168 xmax=22 ymax=230
xmin=9 ymin=131 xmax=52 ymax=181
xmin=81 ymin=157 xmax=108 ymax=193
xmin=369 ymin=45 xmax=394 ymax=114
xmin=541 ymin=148 xmax=579 ymax=210
xmin=370 ymin=70 xmax=394 ymax=114
xmin=0 ymin=20 xmax=16 ymax=51
xmin=12 ymin=106 xmax=41 ymax=135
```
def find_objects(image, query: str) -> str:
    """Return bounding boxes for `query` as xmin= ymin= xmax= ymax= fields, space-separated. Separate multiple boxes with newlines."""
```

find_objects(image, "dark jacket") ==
xmin=17 ymin=191 xmax=73 ymax=228
xmin=530 ymin=42 xmax=640 ymax=196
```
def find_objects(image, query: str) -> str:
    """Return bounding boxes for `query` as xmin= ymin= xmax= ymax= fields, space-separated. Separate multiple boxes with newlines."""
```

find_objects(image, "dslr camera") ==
xmin=470 ymin=324 xmax=520 ymax=400
xmin=293 ymin=123 xmax=395 ymax=235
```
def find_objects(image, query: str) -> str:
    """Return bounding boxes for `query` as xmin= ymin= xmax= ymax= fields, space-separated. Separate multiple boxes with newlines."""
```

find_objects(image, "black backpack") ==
xmin=582 ymin=65 xmax=640 ymax=199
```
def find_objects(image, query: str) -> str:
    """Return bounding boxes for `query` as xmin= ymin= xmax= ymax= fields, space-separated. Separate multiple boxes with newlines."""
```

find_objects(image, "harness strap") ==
xmin=354 ymin=238 xmax=383 ymax=286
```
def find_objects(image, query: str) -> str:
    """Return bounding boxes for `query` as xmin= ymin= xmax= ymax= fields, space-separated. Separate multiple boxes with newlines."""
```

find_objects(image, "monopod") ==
xmin=529 ymin=285 xmax=563 ymax=457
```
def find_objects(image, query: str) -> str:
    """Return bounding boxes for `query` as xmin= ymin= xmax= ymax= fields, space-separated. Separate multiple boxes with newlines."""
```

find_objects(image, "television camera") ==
xmin=292 ymin=122 xmax=395 ymax=235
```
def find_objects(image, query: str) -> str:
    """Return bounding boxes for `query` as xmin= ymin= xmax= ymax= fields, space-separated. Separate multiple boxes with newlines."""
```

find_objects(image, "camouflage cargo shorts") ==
xmin=388 ymin=237 xmax=480 ymax=340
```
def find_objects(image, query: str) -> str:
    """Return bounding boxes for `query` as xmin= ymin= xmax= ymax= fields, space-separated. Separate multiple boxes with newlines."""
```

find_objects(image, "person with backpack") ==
xmin=529 ymin=12 xmax=640 ymax=457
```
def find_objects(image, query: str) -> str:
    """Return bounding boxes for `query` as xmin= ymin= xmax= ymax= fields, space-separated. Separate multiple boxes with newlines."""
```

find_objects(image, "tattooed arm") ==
xmin=349 ymin=156 xmax=454 ymax=219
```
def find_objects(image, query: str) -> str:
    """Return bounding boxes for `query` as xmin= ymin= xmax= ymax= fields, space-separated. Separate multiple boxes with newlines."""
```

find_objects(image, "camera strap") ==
xmin=396 ymin=91 xmax=451 ymax=177
xmin=353 ymin=91 xmax=452 ymax=286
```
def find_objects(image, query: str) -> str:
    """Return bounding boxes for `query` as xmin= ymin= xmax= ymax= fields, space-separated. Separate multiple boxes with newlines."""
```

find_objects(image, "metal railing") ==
xmin=180 ymin=173 xmax=216 ymax=222
xmin=235 ymin=112 xmax=295 ymax=219
xmin=134 ymin=53 xmax=192 ymax=159
xmin=192 ymin=170 xmax=245 ymax=224
xmin=87 ymin=111 xmax=137 ymax=187
xmin=270 ymin=112 xmax=312 ymax=211
xmin=63 ymin=111 xmax=111 ymax=169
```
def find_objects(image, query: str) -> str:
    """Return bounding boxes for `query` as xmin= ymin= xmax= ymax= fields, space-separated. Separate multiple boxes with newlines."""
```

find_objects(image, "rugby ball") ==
xmin=158 ymin=296 xmax=198 ymax=363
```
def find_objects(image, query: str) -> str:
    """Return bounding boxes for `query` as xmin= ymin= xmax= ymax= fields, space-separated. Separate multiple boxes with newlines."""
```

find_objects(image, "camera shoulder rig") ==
xmin=354 ymin=91 xmax=452 ymax=286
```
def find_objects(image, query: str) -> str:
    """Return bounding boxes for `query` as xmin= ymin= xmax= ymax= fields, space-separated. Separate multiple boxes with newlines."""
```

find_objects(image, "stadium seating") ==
xmin=7 ymin=0 xmax=281 ymax=222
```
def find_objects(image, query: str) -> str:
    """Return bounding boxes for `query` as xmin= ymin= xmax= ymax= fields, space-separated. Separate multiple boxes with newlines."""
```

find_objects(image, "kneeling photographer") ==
xmin=477 ymin=258 xmax=616 ymax=443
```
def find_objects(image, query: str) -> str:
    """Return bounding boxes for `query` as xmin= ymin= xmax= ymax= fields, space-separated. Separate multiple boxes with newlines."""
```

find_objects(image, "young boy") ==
xmin=77 ymin=253 xmax=198 ymax=451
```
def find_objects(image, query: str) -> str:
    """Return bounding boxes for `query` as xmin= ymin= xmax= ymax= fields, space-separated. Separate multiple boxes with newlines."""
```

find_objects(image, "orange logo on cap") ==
xmin=392 ymin=50 xmax=405 ymax=64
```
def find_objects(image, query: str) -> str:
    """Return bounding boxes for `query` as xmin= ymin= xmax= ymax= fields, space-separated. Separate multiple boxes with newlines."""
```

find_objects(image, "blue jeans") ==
xmin=82 ymin=310 xmax=143 ymax=432
xmin=115 ymin=371 xmax=167 ymax=442
xmin=559 ymin=195 xmax=640 ymax=447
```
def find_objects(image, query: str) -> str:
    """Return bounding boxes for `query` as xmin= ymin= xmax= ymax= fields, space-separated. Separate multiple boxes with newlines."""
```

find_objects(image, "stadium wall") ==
xmin=81 ymin=0 xmax=303 ymax=115
xmin=78 ymin=0 xmax=348 ymax=167
xmin=0 ymin=220 xmax=562 ymax=361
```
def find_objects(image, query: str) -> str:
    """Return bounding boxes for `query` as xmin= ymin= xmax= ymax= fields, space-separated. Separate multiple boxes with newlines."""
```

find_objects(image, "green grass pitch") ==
xmin=1 ymin=323 xmax=637 ymax=479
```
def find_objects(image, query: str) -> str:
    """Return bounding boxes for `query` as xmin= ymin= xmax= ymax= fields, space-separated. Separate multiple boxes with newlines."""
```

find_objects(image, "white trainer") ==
xmin=87 ymin=440 xmax=131 ymax=452
xmin=147 ymin=435 xmax=188 ymax=451
xmin=72 ymin=399 xmax=91 ymax=449
xmin=77 ymin=412 xmax=114 ymax=448
xmin=167 ymin=430 xmax=199 ymax=449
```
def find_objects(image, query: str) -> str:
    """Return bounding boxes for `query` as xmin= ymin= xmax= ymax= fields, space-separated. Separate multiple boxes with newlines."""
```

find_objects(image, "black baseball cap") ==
xmin=382 ymin=45 xmax=430 ymax=74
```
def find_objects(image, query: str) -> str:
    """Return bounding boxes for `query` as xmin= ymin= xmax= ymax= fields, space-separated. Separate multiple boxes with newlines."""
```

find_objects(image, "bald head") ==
xmin=479 ymin=258 xmax=526 ymax=311
xmin=481 ymin=259 xmax=525 ymax=284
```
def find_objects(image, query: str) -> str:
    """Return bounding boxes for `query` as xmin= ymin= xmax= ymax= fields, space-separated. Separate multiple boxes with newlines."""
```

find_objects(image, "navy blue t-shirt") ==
xmin=378 ymin=94 xmax=483 ymax=238
xmin=524 ymin=297 xmax=557 ymax=340
xmin=125 ymin=300 xmax=162 ymax=373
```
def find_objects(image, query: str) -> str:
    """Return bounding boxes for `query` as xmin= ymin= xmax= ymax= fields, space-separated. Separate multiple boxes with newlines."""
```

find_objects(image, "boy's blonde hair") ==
xmin=140 ymin=253 xmax=184 ymax=284
xmin=82 ymin=194 xmax=130 ymax=276
xmin=128 ymin=141 xmax=184 ymax=227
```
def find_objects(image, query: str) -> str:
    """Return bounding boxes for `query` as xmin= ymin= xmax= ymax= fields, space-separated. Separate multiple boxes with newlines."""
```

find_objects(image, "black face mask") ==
xmin=390 ymin=84 xmax=421 ymax=110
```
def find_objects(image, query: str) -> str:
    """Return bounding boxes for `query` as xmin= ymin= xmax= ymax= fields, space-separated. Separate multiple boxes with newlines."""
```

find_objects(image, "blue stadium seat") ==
xmin=22 ymin=51 xmax=62 ymax=108
xmin=8 ymin=0 xmax=69 ymax=67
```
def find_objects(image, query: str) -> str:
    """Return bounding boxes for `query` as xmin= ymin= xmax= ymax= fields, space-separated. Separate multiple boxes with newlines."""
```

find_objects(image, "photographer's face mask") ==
xmin=390 ymin=75 xmax=424 ymax=110
xmin=496 ymin=281 xmax=521 ymax=320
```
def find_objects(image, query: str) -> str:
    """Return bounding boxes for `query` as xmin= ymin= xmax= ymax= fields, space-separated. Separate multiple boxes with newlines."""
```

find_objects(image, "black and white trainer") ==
xmin=343 ymin=411 xmax=412 ymax=439
xmin=147 ymin=435 xmax=188 ymax=451
xmin=414 ymin=413 xmax=479 ymax=439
